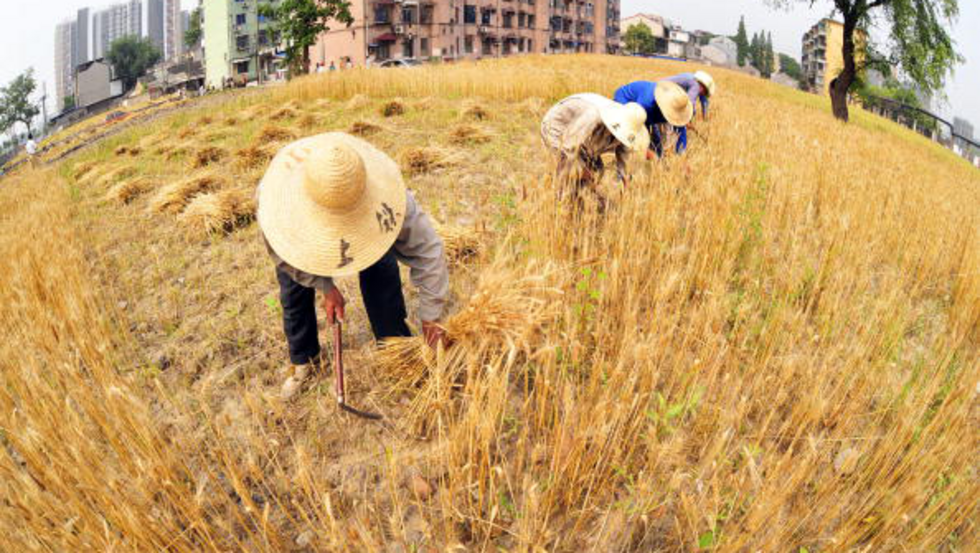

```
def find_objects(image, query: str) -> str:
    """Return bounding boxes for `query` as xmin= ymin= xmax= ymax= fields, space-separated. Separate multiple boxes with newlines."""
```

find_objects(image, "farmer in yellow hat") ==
xmin=256 ymin=133 xmax=450 ymax=399
xmin=664 ymin=70 xmax=716 ymax=121
xmin=540 ymin=93 xmax=651 ymax=202
xmin=613 ymin=80 xmax=694 ymax=158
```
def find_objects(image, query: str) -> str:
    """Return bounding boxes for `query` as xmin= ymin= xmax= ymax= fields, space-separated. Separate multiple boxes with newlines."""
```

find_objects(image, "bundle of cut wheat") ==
xmin=178 ymin=127 xmax=197 ymax=139
xmin=114 ymin=145 xmax=129 ymax=156
xmin=346 ymin=94 xmax=370 ymax=110
xmin=256 ymin=125 xmax=296 ymax=145
xmin=149 ymin=174 xmax=224 ymax=214
xmin=95 ymin=165 xmax=138 ymax=189
xmin=381 ymin=99 xmax=406 ymax=117
xmin=193 ymin=147 xmax=227 ymax=168
xmin=434 ymin=221 xmax=484 ymax=263
xmin=298 ymin=114 xmax=321 ymax=130
xmin=198 ymin=115 xmax=214 ymax=125
xmin=222 ymin=116 xmax=239 ymax=127
xmin=106 ymin=177 xmax=155 ymax=204
xmin=235 ymin=145 xmax=273 ymax=170
xmin=400 ymin=146 xmax=461 ymax=176
xmin=72 ymin=160 xmax=99 ymax=180
xmin=461 ymin=102 xmax=490 ymax=121
xmin=349 ymin=120 xmax=382 ymax=136
xmin=448 ymin=124 xmax=491 ymax=146
xmin=268 ymin=107 xmax=297 ymax=121
xmin=178 ymin=188 xmax=256 ymax=235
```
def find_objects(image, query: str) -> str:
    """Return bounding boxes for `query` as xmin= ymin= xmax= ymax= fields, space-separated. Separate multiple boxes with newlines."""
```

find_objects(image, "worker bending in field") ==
xmin=664 ymin=71 xmax=716 ymax=121
xmin=613 ymin=80 xmax=693 ymax=158
xmin=256 ymin=132 xmax=450 ymax=400
xmin=540 ymin=93 xmax=650 ymax=202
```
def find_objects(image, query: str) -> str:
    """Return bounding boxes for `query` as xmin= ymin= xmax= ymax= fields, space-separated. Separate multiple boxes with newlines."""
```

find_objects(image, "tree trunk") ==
xmin=830 ymin=14 xmax=859 ymax=122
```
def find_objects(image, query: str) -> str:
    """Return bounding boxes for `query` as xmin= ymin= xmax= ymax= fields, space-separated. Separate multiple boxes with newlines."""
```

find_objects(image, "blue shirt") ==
xmin=613 ymin=81 xmax=687 ymax=157
xmin=664 ymin=73 xmax=710 ymax=117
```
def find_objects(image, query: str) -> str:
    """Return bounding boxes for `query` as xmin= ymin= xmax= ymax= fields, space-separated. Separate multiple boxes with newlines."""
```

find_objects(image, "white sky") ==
xmin=1 ymin=0 xmax=977 ymax=128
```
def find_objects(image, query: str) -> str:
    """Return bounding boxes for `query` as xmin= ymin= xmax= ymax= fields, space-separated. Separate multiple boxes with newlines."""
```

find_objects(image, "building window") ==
xmin=420 ymin=38 xmax=430 ymax=57
xmin=235 ymin=13 xmax=247 ymax=25
xmin=503 ymin=13 xmax=513 ymax=28
xmin=481 ymin=8 xmax=493 ymax=25
xmin=374 ymin=6 xmax=390 ymax=23
xmin=420 ymin=6 xmax=433 ymax=24
xmin=403 ymin=38 xmax=414 ymax=58
xmin=465 ymin=35 xmax=473 ymax=53
xmin=528 ymin=15 xmax=535 ymax=29
xmin=528 ymin=39 xmax=533 ymax=51
xmin=234 ymin=60 xmax=249 ymax=74
xmin=463 ymin=5 xmax=476 ymax=24
xmin=236 ymin=34 xmax=250 ymax=51
xmin=518 ymin=13 xmax=525 ymax=28
xmin=401 ymin=8 xmax=415 ymax=24
xmin=258 ymin=29 xmax=268 ymax=45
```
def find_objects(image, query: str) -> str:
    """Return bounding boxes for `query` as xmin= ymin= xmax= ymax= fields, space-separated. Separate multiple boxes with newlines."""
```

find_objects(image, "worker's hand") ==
xmin=322 ymin=287 xmax=346 ymax=325
xmin=646 ymin=150 xmax=655 ymax=161
xmin=422 ymin=321 xmax=449 ymax=349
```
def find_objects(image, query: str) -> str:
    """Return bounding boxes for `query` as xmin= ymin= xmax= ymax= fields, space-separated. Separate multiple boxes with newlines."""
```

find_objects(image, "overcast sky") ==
xmin=1 ymin=0 xmax=977 ymax=127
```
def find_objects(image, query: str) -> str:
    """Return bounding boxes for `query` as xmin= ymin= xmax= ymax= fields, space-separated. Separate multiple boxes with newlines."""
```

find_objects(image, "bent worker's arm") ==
xmin=649 ymin=124 xmax=664 ymax=159
xmin=700 ymin=95 xmax=710 ymax=119
xmin=675 ymin=127 xmax=688 ymax=155
xmin=615 ymin=145 xmax=629 ymax=185
xmin=392 ymin=191 xmax=449 ymax=324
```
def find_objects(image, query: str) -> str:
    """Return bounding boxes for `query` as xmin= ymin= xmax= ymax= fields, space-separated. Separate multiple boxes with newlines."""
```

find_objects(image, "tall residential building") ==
xmin=54 ymin=20 xmax=78 ymax=111
xmin=309 ymin=0 xmax=621 ymax=69
xmin=148 ymin=0 xmax=165 ymax=55
xmin=75 ymin=8 xmax=92 ymax=66
xmin=801 ymin=18 xmax=865 ymax=96
xmin=92 ymin=0 xmax=143 ymax=59
xmin=177 ymin=9 xmax=192 ymax=57
xmin=204 ymin=0 xmax=284 ymax=88
xmin=164 ymin=0 xmax=181 ymax=60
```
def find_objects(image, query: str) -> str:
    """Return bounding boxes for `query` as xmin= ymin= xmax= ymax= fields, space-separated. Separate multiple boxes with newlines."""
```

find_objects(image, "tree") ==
xmin=750 ymin=32 xmax=762 ymax=70
xmin=107 ymin=36 xmax=162 ymax=90
xmin=764 ymin=32 xmax=775 ymax=77
xmin=779 ymin=53 xmax=803 ymax=81
xmin=0 ymin=69 xmax=40 ymax=136
xmin=734 ymin=16 xmax=749 ymax=66
xmin=184 ymin=7 xmax=203 ymax=50
xmin=768 ymin=0 xmax=962 ymax=122
xmin=624 ymin=23 xmax=657 ymax=55
xmin=259 ymin=0 xmax=354 ymax=77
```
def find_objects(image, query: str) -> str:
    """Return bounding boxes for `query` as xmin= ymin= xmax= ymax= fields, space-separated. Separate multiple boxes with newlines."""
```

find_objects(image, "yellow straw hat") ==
xmin=653 ymin=81 xmax=694 ymax=127
xmin=257 ymin=132 xmax=407 ymax=277
xmin=694 ymin=70 xmax=717 ymax=96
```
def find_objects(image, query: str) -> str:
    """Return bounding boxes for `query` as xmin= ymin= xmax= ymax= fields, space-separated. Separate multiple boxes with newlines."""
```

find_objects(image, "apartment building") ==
xmin=54 ymin=20 xmax=78 ymax=111
xmin=801 ymin=18 xmax=865 ymax=96
xmin=309 ymin=0 xmax=621 ymax=69
xmin=92 ymin=0 xmax=143 ymax=59
xmin=165 ymin=0 xmax=181 ymax=60
xmin=204 ymin=0 xmax=284 ymax=88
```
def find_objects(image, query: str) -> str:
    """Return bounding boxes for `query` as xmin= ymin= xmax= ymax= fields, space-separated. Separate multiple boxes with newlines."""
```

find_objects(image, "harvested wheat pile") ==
xmin=256 ymin=125 xmax=296 ymax=145
xmin=235 ymin=145 xmax=273 ymax=170
xmin=412 ymin=97 xmax=434 ymax=111
xmin=313 ymin=98 xmax=331 ymax=109
xmin=381 ymin=99 xmax=406 ymax=117
xmin=149 ymin=174 xmax=224 ymax=214
xmin=202 ymin=131 xmax=229 ymax=143
xmin=268 ymin=107 xmax=297 ymax=121
xmin=178 ymin=127 xmax=197 ymax=139
xmin=400 ymin=146 xmax=461 ymax=176
xmin=349 ymin=120 xmax=382 ymax=136
xmin=193 ymin=146 xmax=227 ymax=168
xmin=178 ymin=188 xmax=256 ymax=235
xmin=198 ymin=115 xmax=213 ymax=125
xmin=461 ymin=102 xmax=490 ymax=121
xmin=126 ymin=146 xmax=142 ymax=157
xmin=448 ymin=124 xmax=491 ymax=146
xmin=346 ymin=94 xmax=370 ymax=110
xmin=73 ymin=160 xmax=99 ymax=180
xmin=95 ymin=165 xmax=138 ymax=189
xmin=222 ymin=116 xmax=238 ymax=127
xmin=298 ymin=114 xmax=321 ymax=129
xmin=115 ymin=145 xmax=130 ymax=156
xmin=106 ymin=177 xmax=154 ymax=204
xmin=434 ymin=221 xmax=484 ymax=263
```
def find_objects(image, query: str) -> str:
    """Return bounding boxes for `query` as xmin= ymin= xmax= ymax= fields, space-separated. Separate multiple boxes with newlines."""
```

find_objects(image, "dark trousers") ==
xmin=276 ymin=250 xmax=411 ymax=365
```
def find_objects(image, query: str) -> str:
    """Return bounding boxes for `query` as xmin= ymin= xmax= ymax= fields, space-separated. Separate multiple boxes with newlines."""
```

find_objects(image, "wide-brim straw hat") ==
xmin=257 ymin=132 xmax=407 ymax=277
xmin=654 ymin=81 xmax=694 ymax=127
xmin=694 ymin=70 xmax=717 ymax=97
xmin=568 ymin=93 xmax=651 ymax=153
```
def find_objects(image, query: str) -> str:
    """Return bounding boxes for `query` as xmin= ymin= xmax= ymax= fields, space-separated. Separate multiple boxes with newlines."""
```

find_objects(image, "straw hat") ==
xmin=694 ymin=71 xmax=717 ymax=97
xmin=568 ymin=93 xmax=651 ymax=153
xmin=653 ymin=81 xmax=694 ymax=128
xmin=257 ymin=132 xmax=407 ymax=277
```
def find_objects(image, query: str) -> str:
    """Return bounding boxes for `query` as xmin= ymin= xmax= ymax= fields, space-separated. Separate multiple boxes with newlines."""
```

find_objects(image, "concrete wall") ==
xmin=76 ymin=61 xmax=112 ymax=108
xmin=204 ymin=0 xmax=231 ymax=88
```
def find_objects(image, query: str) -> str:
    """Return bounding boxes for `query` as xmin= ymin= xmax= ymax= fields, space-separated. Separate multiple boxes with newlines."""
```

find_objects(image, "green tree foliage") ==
xmin=107 ymin=36 xmax=162 ymax=90
xmin=768 ymin=0 xmax=962 ymax=122
xmin=259 ymin=0 xmax=354 ymax=76
xmin=184 ymin=7 xmax=203 ymax=49
xmin=0 ymin=69 xmax=40 ymax=135
xmin=764 ymin=32 xmax=775 ymax=77
xmin=623 ymin=23 xmax=657 ymax=55
xmin=779 ymin=53 xmax=803 ymax=81
xmin=734 ymin=16 xmax=749 ymax=66
xmin=856 ymin=77 xmax=938 ymax=133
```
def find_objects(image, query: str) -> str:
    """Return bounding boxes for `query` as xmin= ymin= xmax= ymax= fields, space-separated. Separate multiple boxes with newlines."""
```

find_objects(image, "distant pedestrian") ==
xmin=25 ymin=133 xmax=38 ymax=168
xmin=541 ymin=93 xmax=650 ymax=203
xmin=613 ymin=80 xmax=693 ymax=158
xmin=344 ymin=58 xmax=353 ymax=69
xmin=329 ymin=61 xmax=337 ymax=72
xmin=664 ymin=71 xmax=716 ymax=120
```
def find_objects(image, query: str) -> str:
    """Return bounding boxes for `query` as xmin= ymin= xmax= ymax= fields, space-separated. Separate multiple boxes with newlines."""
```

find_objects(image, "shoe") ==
xmin=280 ymin=358 xmax=321 ymax=401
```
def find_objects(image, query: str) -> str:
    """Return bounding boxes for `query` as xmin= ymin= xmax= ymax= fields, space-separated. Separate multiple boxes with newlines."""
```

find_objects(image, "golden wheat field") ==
xmin=1 ymin=54 xmax=978 ymax=552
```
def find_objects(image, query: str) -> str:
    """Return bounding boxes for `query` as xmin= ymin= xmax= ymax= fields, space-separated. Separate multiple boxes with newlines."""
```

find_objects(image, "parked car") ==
xmin=379 ymin=58 xmax=422 ymax=69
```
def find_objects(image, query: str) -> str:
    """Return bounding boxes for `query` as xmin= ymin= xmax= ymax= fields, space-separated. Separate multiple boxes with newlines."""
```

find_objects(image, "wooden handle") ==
xmin=333 ymin=321 xmax=345 ymax=405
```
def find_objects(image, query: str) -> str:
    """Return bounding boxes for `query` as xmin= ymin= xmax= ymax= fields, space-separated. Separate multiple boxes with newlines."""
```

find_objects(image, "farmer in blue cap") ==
xmin=613 ymin=80 xmax=694 ymax=158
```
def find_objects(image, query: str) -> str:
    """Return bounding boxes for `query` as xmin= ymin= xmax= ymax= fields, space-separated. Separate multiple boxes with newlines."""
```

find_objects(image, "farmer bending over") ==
xmin=541 ymin=93 xmax=650 ymax=201
xmin=613 ymin=81 xmax=693 ymax=159
xmin=257 ymin=132 xmax=450 ymax=400
xmin=664 ymin=71 xmax=716 ymax=121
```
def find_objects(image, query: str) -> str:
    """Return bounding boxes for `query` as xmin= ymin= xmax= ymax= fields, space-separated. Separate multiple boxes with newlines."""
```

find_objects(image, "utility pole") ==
xmin=40 ymin=82 xmax=49 ymax=136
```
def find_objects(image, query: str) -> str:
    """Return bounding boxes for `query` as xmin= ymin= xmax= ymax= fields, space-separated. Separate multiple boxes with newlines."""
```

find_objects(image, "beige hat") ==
xmin=654 ymin=81 xmax=694 ymax=127
xmin=568 ymin=93 xmax=651 ymax=153
xmin=257 ymin=133 xmax=407 ymax=277
xmin=694 ymin=71 xmax=717 ymax=97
